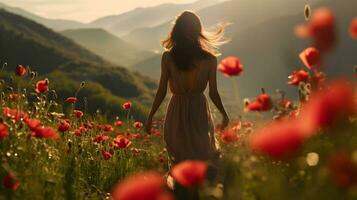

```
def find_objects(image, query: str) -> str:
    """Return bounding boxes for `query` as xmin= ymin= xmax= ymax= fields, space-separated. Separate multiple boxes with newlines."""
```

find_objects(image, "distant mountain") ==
xmin=0 ymin=9 xmax=156 ymax=120
xmin=88 ymin=0 xmax=220 ymax=36
xmin=61 ymin=28 xmax=155 ymax=66
xmin=0 ymin=2 xmax=85 ymax=30
xmin=130 ymin=0 xmax=357 ymax=105
xmin=123 ymin=0 xmax=322 ymax=51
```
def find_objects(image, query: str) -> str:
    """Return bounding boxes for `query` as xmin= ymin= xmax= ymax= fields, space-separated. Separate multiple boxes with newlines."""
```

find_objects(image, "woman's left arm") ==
xmin=145 ymin=52 xmax=170 ymax=133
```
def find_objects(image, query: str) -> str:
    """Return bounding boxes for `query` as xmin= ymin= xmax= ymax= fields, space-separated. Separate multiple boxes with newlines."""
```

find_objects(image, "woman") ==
xmin=146 ymin=11 xmax=229 ymax=167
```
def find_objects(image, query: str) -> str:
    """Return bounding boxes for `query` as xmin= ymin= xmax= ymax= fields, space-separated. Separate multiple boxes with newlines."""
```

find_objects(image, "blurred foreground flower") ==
xmin=3 ymin=173 xmax=20 ymax=191
xmin=249 ymin=120 xmax=306 ymax=159
xmin=328 ymin=152 xmax=357 ymax=188
xmin=218 ymin=56 xmax=243 ymax=77
xmin=250 ymin=80 xmax=356 ymax=160
xmin=350 ymin=17 xmax=357 ymax=39
xmin=295 ymin=7 xmax=336 ymax=52
xmin=0 ymin=123 xmax=9 ymax=140
xmin=171 ymin=160 xmax=207 ymax=187
xmin=111 ymin=172 xmax=173 ymax=200
xmin=300 ymin=80 xmax=355 ymax=131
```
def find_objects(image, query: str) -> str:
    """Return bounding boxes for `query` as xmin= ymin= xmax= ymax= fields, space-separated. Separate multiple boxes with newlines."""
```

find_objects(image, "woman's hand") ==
xmin=219 ymin=114 xmax=229 ymax=130
xmin=145 ymin=117 xmax=153 ymax=134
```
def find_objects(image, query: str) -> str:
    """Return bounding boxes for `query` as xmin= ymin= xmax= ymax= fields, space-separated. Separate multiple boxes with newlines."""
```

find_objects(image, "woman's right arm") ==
xmin=208 ymin=57 xmax=229 ymax=130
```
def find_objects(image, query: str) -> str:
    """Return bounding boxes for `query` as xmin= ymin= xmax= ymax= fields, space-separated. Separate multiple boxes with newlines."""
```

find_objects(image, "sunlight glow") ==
xmin=0 ymin=0 xmax=198 ymax=22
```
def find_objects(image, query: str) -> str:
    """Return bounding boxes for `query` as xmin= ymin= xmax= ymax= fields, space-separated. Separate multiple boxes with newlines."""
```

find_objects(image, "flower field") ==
xmin=0 ymin=6 xmax=357 ymax=200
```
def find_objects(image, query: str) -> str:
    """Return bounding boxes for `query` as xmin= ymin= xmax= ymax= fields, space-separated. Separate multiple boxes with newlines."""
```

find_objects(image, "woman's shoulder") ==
xmin=201 ymin=54 xmax=217 ymax=68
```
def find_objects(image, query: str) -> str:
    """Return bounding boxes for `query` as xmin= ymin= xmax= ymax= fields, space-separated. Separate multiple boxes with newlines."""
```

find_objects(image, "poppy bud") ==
xmin=304 ymin=4 xmax=311 ymax=21
xmin=80 ymin=81 xmax=85 ymax=88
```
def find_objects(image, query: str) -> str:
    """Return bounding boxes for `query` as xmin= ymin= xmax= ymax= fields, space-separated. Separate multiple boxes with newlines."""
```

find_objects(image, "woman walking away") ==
xmin=145 ymin=10 xmax=230 ymax=199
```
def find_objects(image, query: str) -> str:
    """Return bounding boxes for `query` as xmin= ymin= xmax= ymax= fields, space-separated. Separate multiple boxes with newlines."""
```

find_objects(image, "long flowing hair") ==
xmin=161 ymin=11 xmax=227 ymax=71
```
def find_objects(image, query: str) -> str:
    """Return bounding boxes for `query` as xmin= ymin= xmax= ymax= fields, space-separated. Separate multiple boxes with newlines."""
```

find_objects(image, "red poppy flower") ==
xmin=103 ymin=124 xmax=114 ymax=132
xmin=102 ymin=150 xmax=112 ymax=160
xmin=112 ymin=135 xmax=131 ymax=149
xmin=218 ymin=56 xmax=243 ymax=77
xmin=133 ymin=121 xmax=143 ymax=129
xmin=58 ymin=120 xmax=70 ymax=132
xmin=231 ymin=121 xmax=242 ymax=131
xmin=15 ymin=64 xmax=26 ymax=76
xmin=246 ymin=91 xmax=272 ymax=112
xmin=73 ymin=110 xmax=83 ymax=118
xmin=328 ymin=152 xmax=357 ymax=188
xmin=249 ymin=120 xmax=306 ymax=160
xmin=350 ymin=17 xmax=357 ymax=39
xmin=122 ymin=101 xmax=132 ymax=110
xmin=93 ymin=134 xmax=109 ymax=143
xmin=279 ymin=99 xmax=292 ymax=109
xmin=115 ymin=121 xmax=123 ymax=127
xmin=9 ymin=93 xmax=21 ymax=101
xmin=0 ymin=123 xmax=9 ymax=140
xmin=33 ymin=127 xmax=59 ymax=139
xmin=295 ymin=8 xmax=336 ymax=52
xmin=35 ymin=79 xmax=49 ymax=94
xmin=130 ymin=133 xmax=141 ymax=139
xmin=66 ymin=97 xmax=77 ymax=103
xmin=111 ymin=172 xmax=170 ymax=200
xmin=299 ymin=47 xmax=321 ymax=70
xmin=3 ymin=173 xmax=20 ymax=191
xmin=221 ymin=129 xmax=240 ymax=143
xmin=171 ymin=160 xmax=207 ymax=187
xmin=288 ymin=70 xmax=309 ymax=85
xmin=26 ymin=118 xmax=42 ymax=131
xmin=74 ymin=127 xmax=87 ymax=137
xmin=151 ymin=128 xmax=161 ymax=137
xmin=82 ymin=122 xmax=94 ymax=129
xmin=242 ymin=121 xmax=253 ymax=128
xmin=3 ymin=107 xmax=29 ymax=122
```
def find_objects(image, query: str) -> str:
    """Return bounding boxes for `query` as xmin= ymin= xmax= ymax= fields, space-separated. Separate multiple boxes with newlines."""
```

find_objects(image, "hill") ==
xmin=88 ymin=0 xmax=220 ymax=36
xmin=0 ymin=9 xmax=156 ymax=120
xmin=0 ymin=2 xmax=85 ymax=30
xmin=61 ymin=28 xmax=155 ymax=66
xmin=122 ymin=0 xmax=322 ymax=51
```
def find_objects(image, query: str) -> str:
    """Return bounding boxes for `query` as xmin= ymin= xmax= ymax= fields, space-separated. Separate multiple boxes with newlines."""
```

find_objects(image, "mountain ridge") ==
xmin=0 ymin=9 xmax=156 ymax=119
xmin=60 ymin=28 xmax=155 ymax=66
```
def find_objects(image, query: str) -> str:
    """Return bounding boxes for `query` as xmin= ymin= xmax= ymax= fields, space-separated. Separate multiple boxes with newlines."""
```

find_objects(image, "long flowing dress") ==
xmin=164 ymin=55 xmax=219 ymax=166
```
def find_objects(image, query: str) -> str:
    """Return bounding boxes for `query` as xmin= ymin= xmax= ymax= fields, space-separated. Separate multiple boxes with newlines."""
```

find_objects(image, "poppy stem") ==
xmin=231 ymin=77 xmax=241 ymax=116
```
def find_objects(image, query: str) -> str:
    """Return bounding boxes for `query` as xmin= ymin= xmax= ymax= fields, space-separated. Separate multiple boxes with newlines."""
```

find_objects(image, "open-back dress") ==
xmin=163 ymin=52 xmax=219 ymax=165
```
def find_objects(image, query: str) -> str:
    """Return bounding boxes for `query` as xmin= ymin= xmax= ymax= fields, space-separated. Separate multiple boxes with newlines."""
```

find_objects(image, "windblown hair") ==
xmin=161 ymin=11 xmax=227 ymax=71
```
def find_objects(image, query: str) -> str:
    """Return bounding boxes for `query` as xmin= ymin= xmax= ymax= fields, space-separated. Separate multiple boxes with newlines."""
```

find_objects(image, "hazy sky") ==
xmin=0 ymin=0 xmax=197 ymax=22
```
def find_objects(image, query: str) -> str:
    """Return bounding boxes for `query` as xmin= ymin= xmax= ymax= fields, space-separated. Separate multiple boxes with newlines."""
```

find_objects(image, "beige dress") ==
xmin=164 ymin=55 xmax=218 ymax=165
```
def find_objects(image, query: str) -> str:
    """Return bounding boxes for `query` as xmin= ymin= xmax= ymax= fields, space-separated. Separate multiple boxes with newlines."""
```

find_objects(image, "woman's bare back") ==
xmin=164 ymin=51 xmax=215 ymax=95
